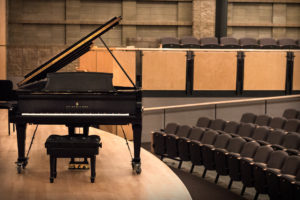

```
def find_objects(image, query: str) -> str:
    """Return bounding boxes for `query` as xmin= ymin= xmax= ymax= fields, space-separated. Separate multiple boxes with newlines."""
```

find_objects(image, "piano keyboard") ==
xmin=22 ymin=113 xmax=130 ymax=117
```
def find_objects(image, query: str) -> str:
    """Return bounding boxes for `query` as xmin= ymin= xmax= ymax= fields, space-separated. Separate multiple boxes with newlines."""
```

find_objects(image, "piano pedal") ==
xmin=69 ymin=160 xmax=89 ymax=170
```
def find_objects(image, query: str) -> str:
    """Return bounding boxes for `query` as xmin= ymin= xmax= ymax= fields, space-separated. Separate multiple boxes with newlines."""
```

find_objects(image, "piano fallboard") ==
xmin=14 ymin=91 xmax=139 ymax=114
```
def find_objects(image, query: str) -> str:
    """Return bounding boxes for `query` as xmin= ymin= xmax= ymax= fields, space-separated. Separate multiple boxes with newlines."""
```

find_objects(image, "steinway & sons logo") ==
xmin=66 ymin=101 xmax=88 ymax=110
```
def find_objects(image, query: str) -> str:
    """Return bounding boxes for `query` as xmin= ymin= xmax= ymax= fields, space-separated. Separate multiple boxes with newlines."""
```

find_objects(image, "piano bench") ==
xmin=45 ymin=135 xmax=102 ymax=183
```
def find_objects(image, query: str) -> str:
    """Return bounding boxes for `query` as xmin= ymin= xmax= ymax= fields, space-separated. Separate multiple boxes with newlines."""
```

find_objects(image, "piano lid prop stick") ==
xmin=98 ymin=36 xmax=136 ymax=89
xmin=120 ymin=125 xmax=133 ymax=160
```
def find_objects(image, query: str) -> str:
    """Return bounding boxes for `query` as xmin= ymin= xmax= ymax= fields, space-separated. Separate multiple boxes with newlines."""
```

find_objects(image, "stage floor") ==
xmin=0 ymin=110 xmax=191 ymax=200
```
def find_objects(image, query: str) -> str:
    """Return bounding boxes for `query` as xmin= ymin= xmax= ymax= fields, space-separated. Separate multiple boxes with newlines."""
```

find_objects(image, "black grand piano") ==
xmin=0 ymin=16 xmax=142 ymax=174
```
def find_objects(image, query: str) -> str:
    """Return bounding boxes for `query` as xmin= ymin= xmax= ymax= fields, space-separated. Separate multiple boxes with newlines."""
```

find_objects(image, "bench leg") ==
xmin=90 ymin=156 xmax=96 ymax=183
xmin=50 ymin=155 xmax=55 ymax=183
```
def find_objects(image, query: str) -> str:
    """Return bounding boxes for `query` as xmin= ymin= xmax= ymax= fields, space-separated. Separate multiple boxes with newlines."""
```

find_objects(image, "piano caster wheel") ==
xmin=22 ymin=160 xmax=28 ymax=169
xmin=50 ymin=178 xmax=54 ymax=183
xmin=132 ymin=162 xmax=142 ymax=174
xmin=17 ymin=164 xmax=22 ymax=174
xmin=91 ymin=178 xmax=95 ymax=183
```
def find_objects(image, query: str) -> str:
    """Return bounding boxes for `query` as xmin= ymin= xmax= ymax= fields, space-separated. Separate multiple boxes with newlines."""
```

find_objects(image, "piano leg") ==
xmin=132 ymin=123 xmax=142 ymax=174
xmin=16 ymin=123 xmax=28 ymax=173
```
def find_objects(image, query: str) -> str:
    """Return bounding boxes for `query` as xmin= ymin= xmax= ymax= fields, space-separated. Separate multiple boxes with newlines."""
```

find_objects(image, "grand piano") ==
xmin=0 ymin=16 xmax=142 ymax=174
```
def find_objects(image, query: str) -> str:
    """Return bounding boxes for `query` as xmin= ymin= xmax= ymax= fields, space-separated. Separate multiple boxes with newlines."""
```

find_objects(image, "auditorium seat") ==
xmin=207 ymin=119 xmax=226 ymax=131
xmin=165 ymin=125 xmax=192 ymax=160
xmin=199 ymin=37 xmax=219 ymax=48
xmin=177 ymin=127 xmax=205 ymax=162
xmin=220 ymin=37 xmax=240 ymax=48
xmin=253 ymin=150 xmax=288 ymax=200
xmin=269 ymin=117 xmax=287 ymax=130
xmin=218 ymin=121 xmax=240 ymax=135
xmin=180 ymin=36 xmax=201 ymax=48
xmin=240 ymin=145 xmax=274 ymax=196
xmin=297 ymin=39 xmax=300 ymax=49
xmin=214 ymin=137 xmax=246 ymax=183
xmin=160 ymin=37 xmax=181 ymax=48
xmin=196 ymin=116 xmax=212 ymax=128
xmin=189 ymin=130 xmax=219 ymax=173
xmin=243 ymin=126 xmax=270 ymax=143
xmin=201 ymin=133 xmax=232 ymax=178
xmin=240 ymin=112 xmax=257 ymax=124
xmin=271 ymin=132 xmax=300 ymax=155
xmin=230 ymin=122 xmax=255 ymax=138
xmin=239 ymin=37 xmax=259 ymax=49
xmin=227 ymin=141 xmax=260 ymax=190
xmin=282 ymin=119 xmax=300 ymax=132
xmin=278 ymin=38 xmax=298 ymax=49
xmin=152 ymin=122 xmax=179 ymax=156
xmin=266 ymin=155 xmax=300 ymax=200
xmin=258 ymin=38 xmax=279 ymax=49
xmin=279 ymin=167 xmax=300 ymax=200
xmin=283 ymin=108 xmax=299 ymax=119
xmin=258 ymin=129 xmax=286 ymax=146
xmin=254 ymin=114 xmax=272 ymax=126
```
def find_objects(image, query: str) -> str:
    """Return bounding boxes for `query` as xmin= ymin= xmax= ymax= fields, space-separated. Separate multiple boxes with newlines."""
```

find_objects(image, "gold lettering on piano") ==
xmin=66 ymin=102 xmax=88 ymax=110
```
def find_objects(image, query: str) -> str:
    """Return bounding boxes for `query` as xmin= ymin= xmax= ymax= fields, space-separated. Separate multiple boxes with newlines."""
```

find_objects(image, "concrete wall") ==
xmin=228 ymin=0 xmax=300 ymax=39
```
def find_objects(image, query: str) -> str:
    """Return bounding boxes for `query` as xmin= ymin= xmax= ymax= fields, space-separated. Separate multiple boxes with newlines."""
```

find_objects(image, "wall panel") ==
xmin=193 ymin=52 xmax=237 ymax=90
xmin=142 ymin=51 xmax=186 ymax=90
xmin=244 ymin=52 xmax=286 ymax=90
xmin=293 ymin=52 xmax=300 ymax=91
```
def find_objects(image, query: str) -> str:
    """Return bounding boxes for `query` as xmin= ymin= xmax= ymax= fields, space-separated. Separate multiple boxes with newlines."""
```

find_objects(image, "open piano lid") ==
xmin=17 ymin=16 xmax=122 ymax=88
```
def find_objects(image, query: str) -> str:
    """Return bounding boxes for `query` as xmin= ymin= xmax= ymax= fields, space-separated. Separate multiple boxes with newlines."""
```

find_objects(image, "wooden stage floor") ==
xmin=0 ymin=110 xmax=191 ymax=200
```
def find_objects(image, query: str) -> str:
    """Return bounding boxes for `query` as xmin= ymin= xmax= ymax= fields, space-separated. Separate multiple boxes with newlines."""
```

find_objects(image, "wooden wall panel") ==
xmin=78 ymin=51 xmax=97 ymax=72
xmin=142 ymin=51 xmax=186 ymax=90
xmin=293 ymin=52 xmax=300 ymax=90
xmin=193 ymin=52 xmax=237 ymax=90
xmin=79 ymin=49 xmax=135 ymax=87
xmin=244 ymin=52 xmax=286 ymax=90
xmin=0 ymin=47 xmax=6 ymax=79
xmin=112 ymin=51 xmax=136 ymax=87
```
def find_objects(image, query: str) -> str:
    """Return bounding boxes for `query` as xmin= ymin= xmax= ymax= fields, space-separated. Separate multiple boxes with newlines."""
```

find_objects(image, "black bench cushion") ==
xmin=45 ymin=135 xmax=101 ymax=149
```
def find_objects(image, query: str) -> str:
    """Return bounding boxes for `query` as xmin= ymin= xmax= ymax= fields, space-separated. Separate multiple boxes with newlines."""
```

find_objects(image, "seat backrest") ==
xmin=240 ymin=112 xmax=257 ymax=123
xmin=239 ymin=37 xmax=258 ymax=48
xmin=160 ymin=37 xmax=181 ymax=48
xmin=209 ymin=119 xmax=226 ymax=131
xmin=254 ymin=114 xmax=272 ymax=126
xmin=212 ymin=133 xmax=232 ymax=149
xmin=281 ymin=132 xmax=300 ymax=149
xmin=188 ymin=127 xmax=205 ymax=141
xmin=180 ymin=36 xmax=200 ymax=48
xmin=199 ymin=37 xmax=219 ymax=48
xmin=176 ymin=125 xmax=192 ymax=138
xmin=226 ymin=137 xmax=247 ymax=153
xmin=252 ymin=126 xmax=270 ymax=141
xmin=258 ymin=38 xmax=278 ymax=48
xmin=278 ymin=38 xmax=297 ymax=49
xmin=220 ymin=37 xmax=240 ymax=48
xmin=269 ymin=117 xmax=287 ymax=129
xmin=283 ymin=119 xmax=300 ymax=132
xmin=283 ymin=109 xmax=298 ymax=119
xmin=196 ymin=117 xmax=211 ymax=128
xmin=200 ymin=130 xmax=219 ymax=145
xmin=240 ymin=141 xmax=260 ymax=158
xmin=280 ymin=156 xmax=300 ymax=175
xmin=164 ymin=122 xmax=180 ymax=134
xmin=223 ymin=121 xmax=240 ymax=134
xmin=237 ymin=123 xmax=255 ymax=137
xmin=253 ymin=145 xmax=273 ymax=163
xmin=266 ymin=129 xmax=286 ymax=145
xmin=267 ymin=150 xmax=288 ymax=169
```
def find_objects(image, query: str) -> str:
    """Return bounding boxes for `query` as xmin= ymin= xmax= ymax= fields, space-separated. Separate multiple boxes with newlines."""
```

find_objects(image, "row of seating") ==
xmin=152 ymin=122 xmax=300 ymax=200
xmin=160 ymin=36 xmax=300 ymax=49
xmin=240 ymin=113 xmax=300 ymax=133
xmin=282 ymin=108 xmax=300 ymax=120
